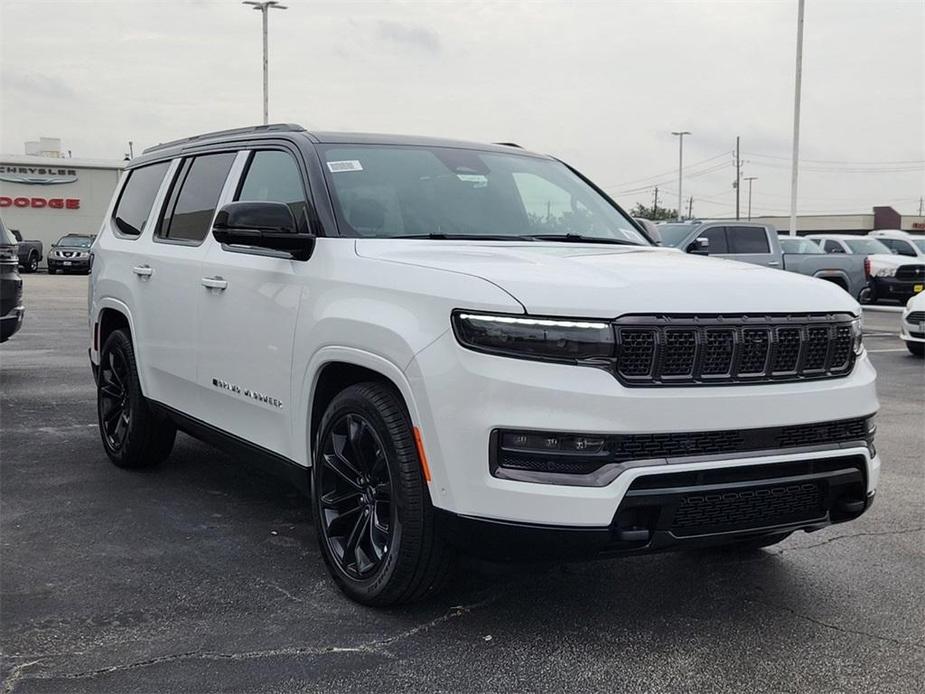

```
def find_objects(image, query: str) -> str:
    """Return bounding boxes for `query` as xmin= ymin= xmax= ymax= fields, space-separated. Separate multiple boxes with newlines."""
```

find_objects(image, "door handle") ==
xmin=201 ymin=276 xmax=228 ymax=291
xmin=132 ymin=264 xmax=153 ymax=277
xmin=768 ymin=260 xmax=781 ymax=266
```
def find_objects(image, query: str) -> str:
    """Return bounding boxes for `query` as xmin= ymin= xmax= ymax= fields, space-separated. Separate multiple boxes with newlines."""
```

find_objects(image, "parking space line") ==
xmin=866 ymin=348 xmax=909 ymax=353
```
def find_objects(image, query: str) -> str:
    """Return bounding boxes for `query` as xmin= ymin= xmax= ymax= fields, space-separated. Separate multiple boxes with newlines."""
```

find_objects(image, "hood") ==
xmin=868 ymin=253 xmax=919 ymax=270
xmin=355 ymin=240 xmax=858 ymax=316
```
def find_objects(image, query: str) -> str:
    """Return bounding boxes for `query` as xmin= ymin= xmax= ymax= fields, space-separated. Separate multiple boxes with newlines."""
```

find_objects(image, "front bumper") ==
xmin=0 ymin=306 xmax=25 ymax=342
xmin=873 ymin=276 xmax=924 ymax=301
xmin=405 ymin=331 xmax=880 ymax=528
xmin=48 ymin=257 xmax=90 ymax=271
xmin=900 ymin=315 xmax=925 ymax=343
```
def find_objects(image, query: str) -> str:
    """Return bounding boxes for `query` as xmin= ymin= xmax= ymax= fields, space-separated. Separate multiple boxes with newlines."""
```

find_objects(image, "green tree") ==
xmin=630 ymin=203 xmax=678 ymax=221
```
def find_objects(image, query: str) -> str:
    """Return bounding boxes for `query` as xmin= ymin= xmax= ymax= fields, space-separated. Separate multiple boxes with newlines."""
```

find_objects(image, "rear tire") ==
xmin=97 ymin=329 xmax=176 ymax=468
xmin=312 ymin=382 xmax=453 ymax=606
xmin=23 ymin=254 xmax=38 ymax=273
xmin=907 ymin=341 xmax=924 ymax=358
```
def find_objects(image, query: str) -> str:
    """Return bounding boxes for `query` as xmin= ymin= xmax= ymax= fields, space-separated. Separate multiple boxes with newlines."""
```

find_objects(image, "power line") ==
xmin=601 ymin=151 xmax=731 ymax=190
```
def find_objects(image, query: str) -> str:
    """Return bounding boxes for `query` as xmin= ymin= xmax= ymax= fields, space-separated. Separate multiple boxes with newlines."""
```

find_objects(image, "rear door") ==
xmin=723 ymin=225 xmax=777 ymax=267
xmin=195 ymin=147 xmax=312 ymax=458
xmin=132 ymin=151 xmax=237 ymax=417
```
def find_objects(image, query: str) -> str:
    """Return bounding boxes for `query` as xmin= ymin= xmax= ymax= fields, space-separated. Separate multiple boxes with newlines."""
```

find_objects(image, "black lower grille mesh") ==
xmin=671 ymin=482 xmax=826 ymax=536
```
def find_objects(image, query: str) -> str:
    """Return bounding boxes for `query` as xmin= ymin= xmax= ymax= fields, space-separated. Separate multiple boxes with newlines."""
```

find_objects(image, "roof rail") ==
xmin=143 ymin=123 xmax=306 ymax=155
xmin=493 ymin=142 xmax=523 ymax=148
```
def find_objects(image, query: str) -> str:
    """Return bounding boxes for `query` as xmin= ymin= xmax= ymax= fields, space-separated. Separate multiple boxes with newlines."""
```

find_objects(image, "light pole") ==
xmin=671 ymin=130 xmax=691 ymax=221
xmin=243 ymin=1 xmax=288 ymax=125
xmin=744 ymin=176 xmax=758 ymax=220
xmin=788 ymin=0 xmax=805 ymax=236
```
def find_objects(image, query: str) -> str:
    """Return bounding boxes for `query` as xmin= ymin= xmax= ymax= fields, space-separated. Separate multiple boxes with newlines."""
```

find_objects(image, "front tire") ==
xmin=907 ymin=341 xmax=924 ymax=357
xmin=97 ymin=329 xmax=176 ymax=468
xmin=312 ymin=382 xmax=453 ymax=606
xmin=23 ymin=254 xmax=38 ymax=273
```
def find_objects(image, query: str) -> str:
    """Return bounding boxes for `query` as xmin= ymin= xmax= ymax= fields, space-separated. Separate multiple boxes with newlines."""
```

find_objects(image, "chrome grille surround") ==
xmin=614 ymin=313 xmax=857 ymax=386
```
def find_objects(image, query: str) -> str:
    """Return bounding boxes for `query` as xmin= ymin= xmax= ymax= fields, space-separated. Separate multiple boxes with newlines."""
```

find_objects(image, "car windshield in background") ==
xmin=912 ymin=238 xmax=925 ymax=253
xmin=657 ymin=223 xmax=698 ymax=247
xmin=320 ymin=145 xmax=648 ymax=245
xmin=780 ymin=237 xmax=822 ymax=254
xmin=57 ymin=235 xmax=93 ymax=248
xmin=845 ymin=238 xmax=891 ymax=255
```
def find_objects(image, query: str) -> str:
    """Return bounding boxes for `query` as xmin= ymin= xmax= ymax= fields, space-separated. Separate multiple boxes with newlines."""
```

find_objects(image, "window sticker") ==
xmin=327 ymin=160 xmax=363 ymax=173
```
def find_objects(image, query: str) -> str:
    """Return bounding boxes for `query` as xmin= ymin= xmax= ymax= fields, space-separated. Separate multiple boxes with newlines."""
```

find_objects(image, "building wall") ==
xmin=744 ymin=214 xmax=875 ymax=234
xmin=0 ymin=155 xmax=123 ymax=263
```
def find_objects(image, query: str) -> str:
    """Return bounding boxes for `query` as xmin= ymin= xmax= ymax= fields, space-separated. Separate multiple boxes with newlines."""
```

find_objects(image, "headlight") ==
xmin=874 ymin=266 xmax=897 ymax=278
xmin=452 ymin=311 xmax=614 ymax=363
xmin=851 ymin=317 xmax=864 ymax=355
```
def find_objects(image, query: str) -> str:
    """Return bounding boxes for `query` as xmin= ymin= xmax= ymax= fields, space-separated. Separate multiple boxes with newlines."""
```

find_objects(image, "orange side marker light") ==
xmin=413 ymin=426 xmax=432 ymax=482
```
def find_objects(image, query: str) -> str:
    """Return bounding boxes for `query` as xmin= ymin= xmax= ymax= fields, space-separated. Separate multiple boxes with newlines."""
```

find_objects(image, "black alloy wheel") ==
xmin=99 ymin=349 xmax=132 ymax=450
xmin=318 ymin=413 xmax=393 ymax=579
xmin=26 ymin=254 xmax=38 ymax=273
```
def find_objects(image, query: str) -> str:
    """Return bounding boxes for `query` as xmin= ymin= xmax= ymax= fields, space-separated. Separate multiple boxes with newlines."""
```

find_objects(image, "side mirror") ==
xmin=212 ymin=201 xmax=314 ymax=261
xmin=687 ymin=237 xmax=710 ymax=255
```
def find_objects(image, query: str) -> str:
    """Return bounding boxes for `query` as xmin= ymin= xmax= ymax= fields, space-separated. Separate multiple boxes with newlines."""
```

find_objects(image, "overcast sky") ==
xmin=1 ymin=0 xmax=922 ymax=218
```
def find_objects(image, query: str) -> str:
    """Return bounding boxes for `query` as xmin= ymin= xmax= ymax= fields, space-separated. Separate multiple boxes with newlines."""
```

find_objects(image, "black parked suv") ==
xmin=47 ymin=234 xmax=95 ymax=274
xmin=0 ymin=217 xmax=25 ymax=342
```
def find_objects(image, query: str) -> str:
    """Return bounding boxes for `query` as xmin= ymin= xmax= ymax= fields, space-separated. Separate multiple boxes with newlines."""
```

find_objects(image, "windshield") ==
xmin=912 ymin=238 xmax=925 ymax=253
xmin=320 ymin=145 xmax=648 ymax=244
xmin=657 ymin=223 xmax=698 ymax=247
xmin=779 ymin=237 xmax=822 ymax=254
xmin=57 ymin=235 xmax=93 ymax=248
xmin=845 ymin=238 xmax=891 ymax=255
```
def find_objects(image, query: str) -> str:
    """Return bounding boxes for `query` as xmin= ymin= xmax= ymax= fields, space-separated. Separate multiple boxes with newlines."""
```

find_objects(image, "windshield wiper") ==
xmin=527 ymin=233 xmax=641 ymax=246
xmin=392 ymin=233 xmax=535 ymax=241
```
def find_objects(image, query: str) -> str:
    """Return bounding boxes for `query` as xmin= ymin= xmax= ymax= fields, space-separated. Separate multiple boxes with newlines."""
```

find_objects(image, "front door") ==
xmin=195 ymin=148 xmax=313 ymax=459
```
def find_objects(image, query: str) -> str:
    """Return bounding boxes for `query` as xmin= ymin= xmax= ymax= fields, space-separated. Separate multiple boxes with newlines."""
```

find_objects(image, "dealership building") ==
xmin=735 ymin=207 xmax=925 ymax=236
xmin=0 ymin=139 xmax=123 ymax=263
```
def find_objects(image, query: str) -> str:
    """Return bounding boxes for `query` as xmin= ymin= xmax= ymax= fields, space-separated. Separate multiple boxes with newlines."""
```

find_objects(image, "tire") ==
xmin=312 ymin=382 xmax=453 ymax=606
xmin=858 ymin=285 xmax=875 ymax=304
xmin=47 ymin=266 xmax=56 ymax=275
xmin=22 ymin=254 xmax=38 ymax=273
xmin=97 ymin=329 xmax=176 ymax=468
xmin=907 ymin=341 xmax=924 ymax=358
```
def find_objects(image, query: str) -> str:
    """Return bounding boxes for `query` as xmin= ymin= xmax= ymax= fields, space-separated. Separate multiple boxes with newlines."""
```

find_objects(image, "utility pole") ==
xmin=127 ymin=141 xmax=134 ymax=159
xmin=688 ymin=195 xmax=693 ymax=220
xmin=919 ymin=196 xmax=923 ymax=216
xmin=788 ymin=0 xmax=805 ymax=236
xmin=744 ymin=176 xmax=758 ymax=220
xmin=735 ymin=136 xmax=741 ymax=220
xmin=243 ymin=1 xmax=288 ymax=125
xmin=653 ymin=186 xmax=659 ymax=218
xmin=671 ymin=130 xmax=691 ymax=221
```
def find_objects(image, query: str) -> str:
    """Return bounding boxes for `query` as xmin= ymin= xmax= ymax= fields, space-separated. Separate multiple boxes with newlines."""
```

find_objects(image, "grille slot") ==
xmin=614 ymin=314 xmax=855 ymax=386
xmin=670 ymin=482 xmax=826 ymax=536
xmin=906 ymin=311 xmax=925 ymax=324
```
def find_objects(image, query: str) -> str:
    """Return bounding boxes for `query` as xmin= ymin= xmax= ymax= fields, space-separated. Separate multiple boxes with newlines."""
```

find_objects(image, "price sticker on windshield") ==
xmin=327 ymin=160 xmax=363 ymax=173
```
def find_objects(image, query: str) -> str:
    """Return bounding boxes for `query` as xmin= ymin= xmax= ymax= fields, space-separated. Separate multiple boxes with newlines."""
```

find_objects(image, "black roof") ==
xmin=135 ymin=123 xmax=545 ymax=166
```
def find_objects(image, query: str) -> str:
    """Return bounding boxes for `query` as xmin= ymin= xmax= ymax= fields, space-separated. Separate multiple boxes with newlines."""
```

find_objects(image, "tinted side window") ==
xmin=236 ymin=151 xmax=308 ymax=230
xmin=823 ymin=240 xmax=844 ymax=254
xmin=727 ymin=226 xmax=770 ymax=254
xmin=159 ymin=153 xmax=236 ymax=243
xmin=886 ymin=239 xmax=915 ymax=256
xmin=700 ymin=226 xmax=728 ymax=254
xmin=113 ymin=162 xmax=170 ymax=237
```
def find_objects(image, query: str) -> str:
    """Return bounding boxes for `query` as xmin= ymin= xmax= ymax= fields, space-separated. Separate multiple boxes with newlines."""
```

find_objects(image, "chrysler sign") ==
xmin=0 ymin=165 xmax=79 ymax=185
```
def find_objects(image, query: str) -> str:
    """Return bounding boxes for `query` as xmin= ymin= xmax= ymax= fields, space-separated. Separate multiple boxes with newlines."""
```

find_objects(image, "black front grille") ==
xmin=670 ymin=482 xmax=826 ymax=536
xmin=896 ymin=265 xmax=925 ymax=282
xmin=907 ymin=311 xmax=925 ymax=324
xmin=614 ymin=314 xmax=855 ymax=386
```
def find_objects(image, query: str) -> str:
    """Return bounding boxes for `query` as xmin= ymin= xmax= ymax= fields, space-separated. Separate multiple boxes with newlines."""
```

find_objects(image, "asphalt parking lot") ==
xmin=2 ymin=273 xmax=923 ymax=694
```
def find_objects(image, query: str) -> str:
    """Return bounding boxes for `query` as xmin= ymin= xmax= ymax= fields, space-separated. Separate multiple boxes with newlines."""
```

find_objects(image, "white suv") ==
xmin=89 ymin=125 xmax=880 ymax=605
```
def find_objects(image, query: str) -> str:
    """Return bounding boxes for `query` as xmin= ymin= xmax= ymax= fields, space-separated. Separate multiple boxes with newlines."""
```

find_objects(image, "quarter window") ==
xmin=158 ymin=153 xmax=236 ymax=243
xmin=236 ymin=150 xmax=308 ymax=230
xmin=113 ymin=162 xmax=170 ymax=237
xmin=727 ymin=226 xmax=770 ymax=254
xmin=823 ymin=240 xmax=845 ymax=254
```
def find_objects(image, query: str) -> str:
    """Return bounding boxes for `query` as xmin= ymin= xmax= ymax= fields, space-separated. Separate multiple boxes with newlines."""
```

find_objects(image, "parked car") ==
xmin=9 ymin=229 xmax=43 ymax=273
xmin=808 ymin=234 xmax=924 ymax=303
xmin=90 ymin=125 xmax=879 ymax=605
xmin=0 ymin=217 xmax=25 ymax=342
xmin=900 ymin=291 xmax=925 ymax=357
xmin=659 ymin=221 xmax=869 ymax=300
xmin=868 ymin=229 xmax=925 ymax=259
xmin=47 ymin=233 xmax=95 ymax=274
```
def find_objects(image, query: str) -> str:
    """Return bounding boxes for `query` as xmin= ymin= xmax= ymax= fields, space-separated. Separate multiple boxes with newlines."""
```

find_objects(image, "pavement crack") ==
xmin=2 ymin=659 xmax=42 ymax=694
xmin=13 ymin=594 xmax=499 ymax=683
xmin=745 ymin=597 xmax=925 ymax=651
xmin=771 ymin=527 xmax=923 ymax=555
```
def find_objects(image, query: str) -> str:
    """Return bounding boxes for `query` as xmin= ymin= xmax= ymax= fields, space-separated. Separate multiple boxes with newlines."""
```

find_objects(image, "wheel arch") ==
xmin=92 ymin=299 xmax=149 ymax=395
